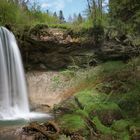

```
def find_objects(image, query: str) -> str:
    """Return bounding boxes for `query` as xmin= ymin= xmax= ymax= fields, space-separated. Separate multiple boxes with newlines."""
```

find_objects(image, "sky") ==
xmin=38 ymin=0 xmax=87 ymax=19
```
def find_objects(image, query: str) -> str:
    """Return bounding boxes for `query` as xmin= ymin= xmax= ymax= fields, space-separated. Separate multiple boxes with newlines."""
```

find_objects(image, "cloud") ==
xmin=41 ymin=0 xmax=73 ymax=11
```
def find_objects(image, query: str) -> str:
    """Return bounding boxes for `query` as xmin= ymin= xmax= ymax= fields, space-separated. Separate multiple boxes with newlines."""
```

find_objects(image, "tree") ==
xmin=73 ymin=13 xmax=77 ymax=22
xmin=68 ymin=15 xmax=73 ymax=23
xmin=77 ymin=13 xmax=83 ymax=23
xmin=59 ymin=10 xmax=65 ymax=23
xmin=86 ymin=0 xmax=104 ymax=24
xmin=87 ymin=0 xmax=91 ymax=13
xmin=7 ymin=0 xmax=29 ymax=8
xmin=46 ymin=10 xmax=49 ymax=14
xmin=109 ymin=0 xmax=140 ymax=33
xmin=53 ymin=12 xmax=58 ymax=18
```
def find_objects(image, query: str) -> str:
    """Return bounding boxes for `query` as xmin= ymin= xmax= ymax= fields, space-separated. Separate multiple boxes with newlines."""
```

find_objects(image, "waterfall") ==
xmin=0 ymin=27 xmax=29 ymax=120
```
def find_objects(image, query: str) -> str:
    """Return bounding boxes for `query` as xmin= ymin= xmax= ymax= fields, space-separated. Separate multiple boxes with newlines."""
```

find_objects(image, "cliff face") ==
xmin=18 ymin=25 xmax=140 ymax=70
xmin=19 ymin=25 xmax=97 ymax=70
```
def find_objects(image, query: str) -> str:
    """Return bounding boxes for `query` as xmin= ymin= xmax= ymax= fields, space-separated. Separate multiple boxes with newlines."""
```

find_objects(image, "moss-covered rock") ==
xmin=58 ymin=114 xmax=86 ymax=134
xmin=53 ymin=97 xmax=79 ymax=116
xmin=88 ymin=102 xmax=123 ymax=126
xmin=111 ymin=119 xmax=131 ymax=132
xmin=74 ymin=89 xmax=123 ymax=126
xmin=92 ymin=116 xmax=116 ymax=135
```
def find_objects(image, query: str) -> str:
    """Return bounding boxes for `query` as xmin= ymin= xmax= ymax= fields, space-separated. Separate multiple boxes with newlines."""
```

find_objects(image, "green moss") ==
xmin=59 ymin=114 xmax=86 ymax=132
xmin=119 ymin=131 xmax=130 ymax=140
xmin=92 ymin=116 xmax=116 ymax=135
xmin=75 ymin=89 xmax=107 ymax=107
xmin=112 ymin=119 xmax=132 ymax=132
xmin=75 ymin=109 xmax=89 ymax=118
xmin=99 ymin=61 xmax=125 ymax=75
xmin=112 ymin=84 xmax=140 ymax=117
xmin=85 ymin=102 xmax=120 ymax=115
xmin=92 ymin=117 xmax=131 ymax=139
xmin=55 ymin=58 xmax=140 ymax=138
xmin=75 ymin=90 xmax=95 ymax=106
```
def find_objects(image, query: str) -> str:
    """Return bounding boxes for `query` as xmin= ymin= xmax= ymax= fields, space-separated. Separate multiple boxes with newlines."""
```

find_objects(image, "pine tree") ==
xmin=46 ymin=10 xmax=49 ymax=14
xmin=53 ymin=12 xmax=58 ymax=18
xmin=86 ymin=0 xmax=104 ymax=23
xmin=68 ymin=15 xmax=73 ymax=23
xmin=73 ymin=13 xmax=77 ymax=22
xmin=59 ymin=10 xmax=65 ymax=23
xmin=77 ymin=13 xmax=83 ymax=23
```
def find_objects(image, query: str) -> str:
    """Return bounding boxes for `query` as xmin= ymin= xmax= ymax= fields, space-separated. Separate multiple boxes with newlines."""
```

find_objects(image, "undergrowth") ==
xmin=56 ymin=57 xmax=140 ymax=140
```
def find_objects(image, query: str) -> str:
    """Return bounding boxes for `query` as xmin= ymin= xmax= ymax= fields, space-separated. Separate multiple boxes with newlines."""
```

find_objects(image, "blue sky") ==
xmin=38 ymin=0 xmax=87 ymax=19
xmin=33 ymin=0 xmax=108 ymax=20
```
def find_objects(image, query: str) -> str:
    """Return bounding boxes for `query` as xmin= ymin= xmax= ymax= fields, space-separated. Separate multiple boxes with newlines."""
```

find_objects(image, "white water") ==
xmin=0 ymin=27 xmax=50 ymax=120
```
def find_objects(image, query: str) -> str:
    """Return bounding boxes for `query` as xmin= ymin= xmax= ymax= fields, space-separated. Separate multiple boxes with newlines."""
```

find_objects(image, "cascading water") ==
xmin=0 ymin=27 xmax=50 ymax=121
xmin=0 ymin=27 xmax=29 ymax=120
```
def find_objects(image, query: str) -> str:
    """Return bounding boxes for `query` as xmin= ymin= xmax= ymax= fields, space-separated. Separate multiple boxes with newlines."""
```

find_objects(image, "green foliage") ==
xmin=99 ymin=57 xmax=140 ymax=117
xmin=111 ymin=119 xmax=132 ymax=132
xmin=0 ymin=0 xmax=59 ymax=29
xmin=85 ymin=102 xmax=120 ymax=115
xmin=60 ymin=70 xmax=76 ymax=79
xmin=49 ymin=23 xmax=72 ymax=30
xmin=75 ymin=89 xmax=122 ymax=122
xmin=76 ymin=89 xmax=107 ymax=105
xmin=111 ymin=119 xmax=132 ymax=140
xmin=77 ymin=13 xmax=83 ymax=23
xmin=117 ymin=88 xmax=140 ymax=117
xmin=93 ymin=116 xmax=116 ymax=135
xmin=86 ymin=0 xmax=109 ymax=27
xmin=98 ymin=61 xmax=125 ymax=76
xmin=59 ymin=10 xmax=65 ymax=23
xmin=109 ymin=0 xmax=140 ymax=34
xmin=59 ymin=114 xmax=86 ymax=132
xmin=51 ymin=75 xmax=61 ymax=89
xmin=75 ymin=109 xmax=89 ymax=118
xmin=55 ymin=57 xmax=140 ymax=139
xmin=92 ymin=22 xmax=104 ymax=45
xmin=0 ymin=0 xmax=30 ymax=27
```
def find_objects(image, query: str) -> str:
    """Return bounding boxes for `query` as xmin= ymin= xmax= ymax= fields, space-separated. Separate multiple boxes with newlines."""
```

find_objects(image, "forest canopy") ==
xmin=0 ymin=0 xmax=139 ymax=35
